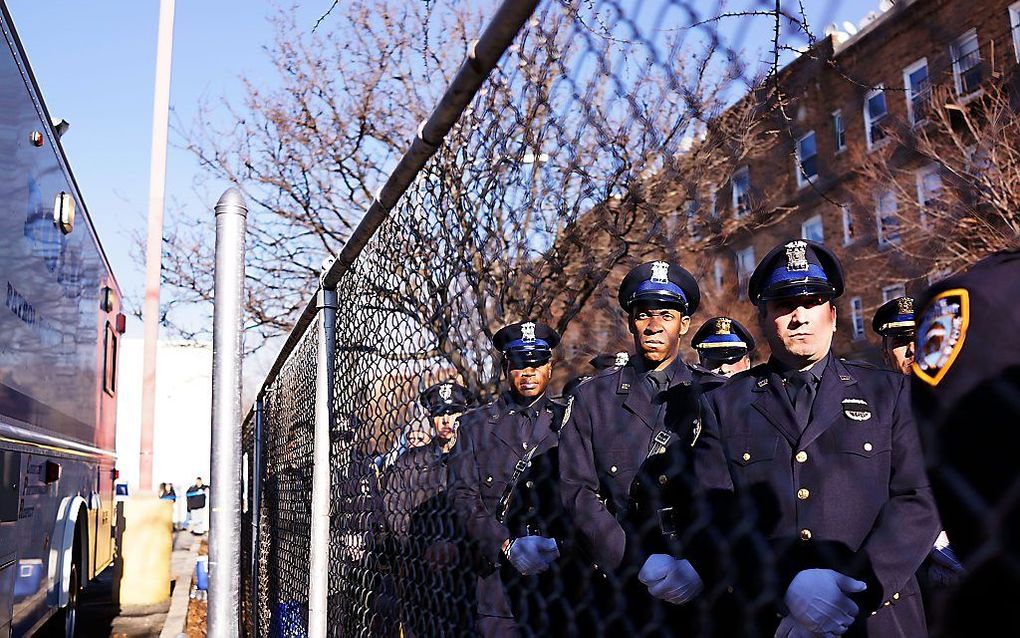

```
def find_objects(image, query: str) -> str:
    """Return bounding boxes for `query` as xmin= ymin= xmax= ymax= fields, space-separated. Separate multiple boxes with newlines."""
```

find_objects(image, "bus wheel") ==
xmin=55 ymin=558 xmax=79 ymax=637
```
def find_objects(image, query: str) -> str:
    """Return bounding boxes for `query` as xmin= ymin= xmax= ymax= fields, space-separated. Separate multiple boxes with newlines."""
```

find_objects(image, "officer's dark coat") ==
xmin=697 ymin=355 xmax=940 ymax=637
xmin=448 ymin=392 xmax=564 ymax=633
xmin=380 ymin=440 xmax=475 ymax=637
xmin=560 ymin=358 xmax=722 ymax=571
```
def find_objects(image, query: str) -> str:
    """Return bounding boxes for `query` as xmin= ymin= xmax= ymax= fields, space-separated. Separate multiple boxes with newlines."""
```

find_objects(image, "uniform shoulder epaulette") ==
xmin=839 ymin=358 xmax=880 ymax=370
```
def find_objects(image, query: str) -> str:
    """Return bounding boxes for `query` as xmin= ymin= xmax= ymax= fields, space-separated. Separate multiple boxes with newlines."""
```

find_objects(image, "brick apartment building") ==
xmin=554 ymin=0 xmax=1020 ymax=383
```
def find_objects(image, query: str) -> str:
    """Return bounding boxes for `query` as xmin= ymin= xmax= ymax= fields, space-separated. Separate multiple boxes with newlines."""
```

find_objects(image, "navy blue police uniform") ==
xmin=696 ymin=240 xmax=941 ymax=637
xmin=910 ymin=249 xmax=1020 ymax=636
xmin=380 ymin=382 xmax=476 ymax=637
xmin=448 ymin=322 xmax=571 ymax=638
xmin=559 ymin=261 xmax=725 ymax=634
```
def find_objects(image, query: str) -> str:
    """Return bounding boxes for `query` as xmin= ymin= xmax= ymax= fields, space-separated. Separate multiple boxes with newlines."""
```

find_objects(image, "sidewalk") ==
xmin=59 ymin=531 xmax=200 ymax=637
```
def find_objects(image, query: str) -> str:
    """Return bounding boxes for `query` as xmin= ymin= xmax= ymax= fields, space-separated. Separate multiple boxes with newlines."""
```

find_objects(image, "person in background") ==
xmin=871 ymin=296 xmax=916 ymax=375
xmin=186 ymin=476 xmax=209 ymax=535
xmin=690 ymin=316 xmax=755 ymax=377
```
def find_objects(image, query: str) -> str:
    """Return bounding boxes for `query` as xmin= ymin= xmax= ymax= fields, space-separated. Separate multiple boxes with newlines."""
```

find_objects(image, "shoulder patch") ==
xmin=913 ymin=288 xmax=970 ymax=387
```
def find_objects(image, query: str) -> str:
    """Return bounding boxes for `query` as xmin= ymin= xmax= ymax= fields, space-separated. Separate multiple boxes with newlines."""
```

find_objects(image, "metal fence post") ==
xmin=209 ymin=187 xmax=247 ymax=638
xmin=251 ymin=396 xmax=264 ymax=638
xmin=308 ymin=266 xmax=337 ymax=638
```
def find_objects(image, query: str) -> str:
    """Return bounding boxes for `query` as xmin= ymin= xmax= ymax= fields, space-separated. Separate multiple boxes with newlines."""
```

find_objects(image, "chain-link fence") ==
xmin=232 ymin=0 xmax=1020 ymax=635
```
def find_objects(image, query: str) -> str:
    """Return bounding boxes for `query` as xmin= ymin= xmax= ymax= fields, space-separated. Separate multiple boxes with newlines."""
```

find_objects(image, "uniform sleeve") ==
xmin=855 ymin=377 xmax=941 ymax=609
xmin=447 ymin=421 xmax=510 ymax=567
xmin=693 ymin=394 xmax=734 ymax=493
xmin=559 ymin=390 xmax=626 ymax=569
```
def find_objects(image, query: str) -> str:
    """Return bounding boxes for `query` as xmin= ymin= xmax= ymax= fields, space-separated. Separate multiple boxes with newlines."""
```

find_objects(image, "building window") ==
xmin=801 ymin=214 xmax=824 ymax=243
xmin=736 ymin=246 xmax=756 ymax=297
xmin=1011 ymin=3 xmax=1020 ymax=63
xmin=731 ymin=167 xmax=751 ymax=217
xmin=832 ymin=110 xmax=846 ymax=152
xmin=903 ymin=58 xmax=930 ymax=125
xmin=841 ymin=204 xmax=856 ymax=245
xmin=714 ymin=258 xmax=725 ymax=291
xmin=928 ymin=267 xmax=951 ymax=286
xmin=882 ymin=283 xmax=906 ymax=302
xmin=864 ymin=88 xmax=888 ymax=150
xmin=684 ymin=200 xmax=701 ymax=241
xmin=849 ymin=297 xmax=865 ymax=340
xmin=915 ymin=165 xmax=943 ymax=228
xmin=876 ymin=189 xmax=900 ymax=247
xmin=795 ymin=131 xmax=818 ymax=187
xmin=951 ymin=29 xmax=982 ymax=97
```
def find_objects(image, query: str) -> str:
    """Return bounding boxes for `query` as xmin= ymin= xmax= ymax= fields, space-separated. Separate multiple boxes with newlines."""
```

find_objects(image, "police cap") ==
xmin=589 ymin=352 xmax=630 ymax=370
xmin=691 ymin=316 xmax=755 ymax=364
xmin=747 ymin=239 xmax=844 ymax=304
xmin=618 ymin=260 xmax=700 ymax=315
xmin=492 ymin=321 xmax=560 ymax=366
xmin=419 ymin=381 xmax=472 ymax=416
xmin=872 ymin=296 xmax=916 ymax=338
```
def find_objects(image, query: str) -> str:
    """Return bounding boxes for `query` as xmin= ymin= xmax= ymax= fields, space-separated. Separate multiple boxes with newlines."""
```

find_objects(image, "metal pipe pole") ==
xmin=209 ymin=187 xmax=247 ymax=637
xmin=308 ymin=281 xmax=337 ymax=638
xmin=138 ymin=0 xmax=176 ymax=493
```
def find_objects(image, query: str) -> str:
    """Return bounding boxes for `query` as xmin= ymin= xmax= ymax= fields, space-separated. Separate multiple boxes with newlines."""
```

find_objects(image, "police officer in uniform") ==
xmin=559 ymin=260 xmax=724 ymax=634
xmin=448 ymin=322 xmax=570 ymax=637
xmin=381 ymin=381 xmax=475 ymax=637
xmin=871 ymin=296 xmax=916 ymax=375
xmin=697 ymin=240 xmax=940 ymax=637
xmin=910 ymin=249 xmax=1020 ymax=636
xmin=691 ymin=316 xmax=755 ymax=377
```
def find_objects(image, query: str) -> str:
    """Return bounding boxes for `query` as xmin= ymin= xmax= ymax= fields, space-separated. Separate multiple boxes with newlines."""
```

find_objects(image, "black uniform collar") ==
xmin=632 ymin=355 xmax=691 ymax=386
xmin=502 ymin=390 xmax=548 ymax=416
xmin=770 ymin=353 xmax=830 ymax=386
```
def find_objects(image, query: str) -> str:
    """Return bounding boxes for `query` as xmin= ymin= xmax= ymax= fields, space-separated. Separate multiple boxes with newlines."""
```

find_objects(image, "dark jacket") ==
xmin=698 ymin=355 xmax=940 ymax=636
xmin=448 ymin=392 xmax=565 ymax=624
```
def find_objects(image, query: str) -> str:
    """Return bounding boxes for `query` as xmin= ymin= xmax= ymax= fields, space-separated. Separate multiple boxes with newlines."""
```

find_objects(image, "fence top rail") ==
xmin=242 ymin=0 xmax=541 ymax=420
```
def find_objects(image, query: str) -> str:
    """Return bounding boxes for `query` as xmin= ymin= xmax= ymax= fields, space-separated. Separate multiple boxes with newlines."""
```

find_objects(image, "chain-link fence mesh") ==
xmin=234 ymin=0 xmax=1020 ymax=635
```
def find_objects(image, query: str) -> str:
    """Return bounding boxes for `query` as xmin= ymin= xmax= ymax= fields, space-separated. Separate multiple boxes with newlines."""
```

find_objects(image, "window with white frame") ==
xmin=951 ymin=29 xmax=982 ymax=96
xmin=714 ymin=258 xmax=725 ymax=291
xmin=915 ymin=165 xmax=943 ymax=227
xmin=882 ymin=283 xmax=906 ymax=302
xmin=876 ymin=189 xmax=900 ymax=247
xmin=796 ymin=131 xmax=818 ymax=187
xmin=841 ymin=204 xmax=856 ymax=245
xmin=832 ymin=110 xmax=846 ymax=152
xmin=850 ymin=297 xmax=865 ymax=340
xmin=801 ymin=214 xmax=824 ymax=243
xmin=736 ymin=246 xmax=756 ymax=297
xmin=1011 ymin=2 xmax=1020 ymax=63
xmin=731 ymin=167 xmax=751 ymax=217
xmin=903 ymin=58 xmax=930 ymax=125
xmin=864 ymin=88 xmax=888 ymax=149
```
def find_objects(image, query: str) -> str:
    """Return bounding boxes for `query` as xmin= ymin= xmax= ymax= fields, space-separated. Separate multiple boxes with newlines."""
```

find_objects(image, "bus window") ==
xmin=103 ymin=322 xmax=117 ymax=395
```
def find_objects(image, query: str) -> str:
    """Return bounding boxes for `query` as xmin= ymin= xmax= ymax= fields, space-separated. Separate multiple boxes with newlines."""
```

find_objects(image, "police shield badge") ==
xmin=913 ymin=288 xmax=970 ymax=387
xmin=842 ymin=398 xmax=872 ymax=421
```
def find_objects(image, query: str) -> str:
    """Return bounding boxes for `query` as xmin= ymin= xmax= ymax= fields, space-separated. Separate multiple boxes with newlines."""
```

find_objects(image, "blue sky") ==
xmin=6 ymin=0 xmax=871 ymax=344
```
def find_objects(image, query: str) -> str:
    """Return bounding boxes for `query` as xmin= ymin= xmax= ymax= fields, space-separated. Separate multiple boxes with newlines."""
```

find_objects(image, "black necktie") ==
xmin=786 ymin=371 xmax=817 ymax=432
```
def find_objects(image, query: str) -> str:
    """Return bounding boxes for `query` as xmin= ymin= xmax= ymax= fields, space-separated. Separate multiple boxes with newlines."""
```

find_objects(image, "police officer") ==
xmin=559 ymin=260 xmax=723 ymax=634
xmin=448 ymin=322 xmax=569 ymax=637
xmin=871 ymin=296 xmax=916 ymax=375
xmin=691 ymin=316 xmax=755 ymax=377
xmin=381 ymin=381 xmax=475 ymax=637
xmin=910 ymin=249 xmax=1020 ymax=636
xmin=696 ymin=240 xmax=940 ymax=637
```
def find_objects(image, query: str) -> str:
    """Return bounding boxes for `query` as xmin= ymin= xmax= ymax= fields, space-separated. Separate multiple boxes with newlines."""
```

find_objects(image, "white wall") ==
xmin=116 ymin=338 xmax=213 ymax=516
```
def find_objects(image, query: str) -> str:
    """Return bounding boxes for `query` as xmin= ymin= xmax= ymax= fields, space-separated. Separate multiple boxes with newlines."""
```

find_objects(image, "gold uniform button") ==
xmin=795 ymin=451 xmax=808 ymax=463
xmin=797 ymin=488 xmax=810 ymax=500
xmin=800 ymin=528 xmax=812 ymax=541
xmin=609 ymin=465 xmax=618 ymax=474
xmin=742 ymin=452 xmax=751 ymax=462
xmin=525 ymin=481 xmax=534 ymax=489
xmin=884 ymin=601 xmax=891 ymax=607
xmin=864 ymin=442 xmax=874 ymax=452
xmin=658 ymin=475 xmax=668 ymax=485
xmin=893 ymin=592 xmax=900 ymax=600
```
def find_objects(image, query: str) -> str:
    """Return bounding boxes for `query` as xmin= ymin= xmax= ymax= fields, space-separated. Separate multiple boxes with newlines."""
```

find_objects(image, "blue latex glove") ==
xmin=774 ymin=615 xmax=837 ymax=638
xmin=506 ymin=536 xmax=559 ymax=575
xmin=637 ymin=554 xmax=704 ymax=605
xmin=928 ymin=544 xmax=964 ymax=587
xmin=784 ymin=569 xmax=867 ymax=635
